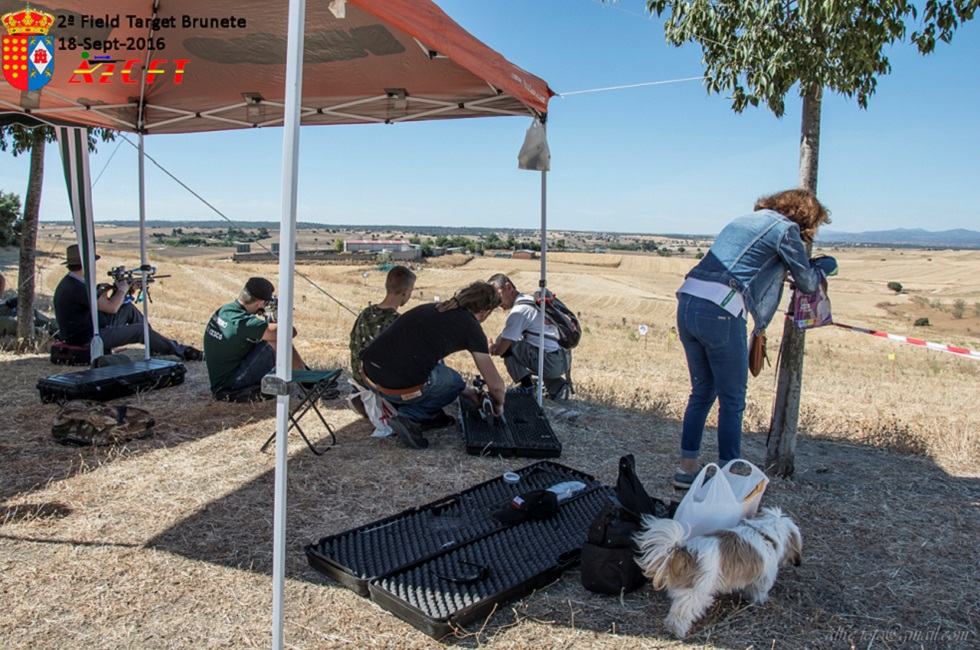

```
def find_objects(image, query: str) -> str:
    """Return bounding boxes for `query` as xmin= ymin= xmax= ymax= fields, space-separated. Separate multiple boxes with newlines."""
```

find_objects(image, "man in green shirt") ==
xmin=203 ymin=277 xmax=306 ymax=400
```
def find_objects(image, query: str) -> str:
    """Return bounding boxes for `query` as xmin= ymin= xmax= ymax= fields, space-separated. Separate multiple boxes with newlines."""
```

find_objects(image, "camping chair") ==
xmin=260 ymin=369 xmax=343 ymax=456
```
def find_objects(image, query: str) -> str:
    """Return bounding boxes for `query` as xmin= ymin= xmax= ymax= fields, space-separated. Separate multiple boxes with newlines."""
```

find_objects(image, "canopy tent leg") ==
xmin=56 ymin=126 xmax=102 ymax=360
xmin=138 ymin=133 xmax=151 ymax=360
xmin=272 ymin=0 xmax=307 ymax=647
xmin=536 ymin=169 xmax=547 ymax=407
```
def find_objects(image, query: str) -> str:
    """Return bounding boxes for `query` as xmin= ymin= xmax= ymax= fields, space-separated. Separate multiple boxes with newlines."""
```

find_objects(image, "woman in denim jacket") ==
xmin=673 ymin=189 xmax=836 ymax=488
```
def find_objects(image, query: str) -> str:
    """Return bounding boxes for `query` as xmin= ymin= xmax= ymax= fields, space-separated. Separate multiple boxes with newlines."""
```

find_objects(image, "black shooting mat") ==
xmin=305 ymin=461 xmax=611 ymax=638
xmin=459 ymin=392 xmax=562 ymax=458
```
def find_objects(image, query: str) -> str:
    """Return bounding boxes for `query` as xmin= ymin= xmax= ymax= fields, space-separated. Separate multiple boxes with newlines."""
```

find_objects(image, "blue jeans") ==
xmin=677 ymin=293 xmax=748 ymax=463
xmin=230 ymin=342 xmax=276 ymax=391
xmin=375 ymin=362 xmax=465 ymax=422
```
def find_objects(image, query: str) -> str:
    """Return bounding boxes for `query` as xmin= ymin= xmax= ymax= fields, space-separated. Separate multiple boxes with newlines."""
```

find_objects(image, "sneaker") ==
xmin=672 ymin=468 xmax=699 ymax=490
xmin=182 ymin=346 xmax=204 ymax=362
xmin=547 ymin=381 xmax=572 ymax=401
xmin=389 ymin=415 xmax=428 ymax=449
xmin=419 ymin=411 xmax=455 ymax=431
xmin=506 ymin=384 xmax=535 ymax=395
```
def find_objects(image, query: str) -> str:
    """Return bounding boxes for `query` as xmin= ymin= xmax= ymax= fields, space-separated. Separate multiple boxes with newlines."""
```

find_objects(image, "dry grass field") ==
xmin=1 ymin=230 xmax=978 ymax=649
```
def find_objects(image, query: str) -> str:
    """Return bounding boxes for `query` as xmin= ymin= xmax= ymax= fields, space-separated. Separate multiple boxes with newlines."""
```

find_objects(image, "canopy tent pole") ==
xmin=272 ymin=0 xmax=307 ymax=646
xmin=536 ymin=168 xmax=547 ymax=407
xmin=517 ymin=119 xmax=551 ymax=407
xmin=138 ymin=133 xmax=150 ymax=360
xmin=55 ymin=126 xmax=102 ymax=360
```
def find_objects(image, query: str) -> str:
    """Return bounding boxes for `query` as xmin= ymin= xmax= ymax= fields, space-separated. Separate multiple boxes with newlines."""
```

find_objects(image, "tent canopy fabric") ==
xmin=0 ymin=0 xmax=552 ymax=134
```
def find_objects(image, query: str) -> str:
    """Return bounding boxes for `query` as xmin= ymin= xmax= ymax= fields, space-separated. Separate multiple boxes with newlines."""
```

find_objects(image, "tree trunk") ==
xmin=16 ymin=131 xmax=45 ymax=341
xmin=766 ymin=84 xmax=822 ymax=477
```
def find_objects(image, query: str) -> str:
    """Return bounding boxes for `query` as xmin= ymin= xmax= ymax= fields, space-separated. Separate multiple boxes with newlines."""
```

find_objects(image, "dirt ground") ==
xmin=1 ymin=239 xmax=978 ymax=649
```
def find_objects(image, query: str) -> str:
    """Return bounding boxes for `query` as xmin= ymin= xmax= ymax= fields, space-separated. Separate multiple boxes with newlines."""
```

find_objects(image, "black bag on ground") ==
xmin=580 ymin=454 xmax=674 ymax=595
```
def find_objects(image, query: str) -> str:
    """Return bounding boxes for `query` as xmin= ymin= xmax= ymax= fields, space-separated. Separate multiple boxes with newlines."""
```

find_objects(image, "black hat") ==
xmin=245 ymin=277 xmax=274 ymax=301
xmin=492 ymin=489 xmax=559 ymax=524
xmin=63 ymin=244 xmax=100 ymax=266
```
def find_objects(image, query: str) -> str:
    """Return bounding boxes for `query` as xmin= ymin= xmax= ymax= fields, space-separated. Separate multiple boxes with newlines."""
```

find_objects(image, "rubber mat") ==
xmin=305 ymin=461 xmax=611 ymax=638
xmin=459 ymin=392 xmax=562 ymax=458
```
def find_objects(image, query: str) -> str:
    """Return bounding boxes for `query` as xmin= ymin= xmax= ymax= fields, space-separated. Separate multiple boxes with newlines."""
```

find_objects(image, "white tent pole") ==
xmin=138 ymin=133 xmax=150 ymax=360
xmin=536 ymin=166 xmax=547 ymax=407
xmin=272 ymin=0 xmax=306 ymax=646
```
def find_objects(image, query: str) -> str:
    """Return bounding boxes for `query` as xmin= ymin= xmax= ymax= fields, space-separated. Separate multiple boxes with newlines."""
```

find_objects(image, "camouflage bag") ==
xmin=52 ymin=400 xmax=156 ymax=446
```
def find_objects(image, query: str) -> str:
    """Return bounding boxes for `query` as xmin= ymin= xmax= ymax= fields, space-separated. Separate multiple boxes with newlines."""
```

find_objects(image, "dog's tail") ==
xmin=633 ymin=515 xmax=688 ymax=590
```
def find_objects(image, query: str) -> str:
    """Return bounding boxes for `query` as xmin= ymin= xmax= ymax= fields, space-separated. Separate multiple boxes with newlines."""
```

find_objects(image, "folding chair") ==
xmin=260 ymin=369 xmax=343 ymax=456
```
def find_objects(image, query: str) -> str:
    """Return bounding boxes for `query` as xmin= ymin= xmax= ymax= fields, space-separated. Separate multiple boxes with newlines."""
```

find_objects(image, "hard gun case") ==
xmin=37 ymin=359 xmax=187 ymax=403
xmin=459 ymin=392 xmax=562 ymax=458
xmin=305 ymin=461 xmax=611 ymax=639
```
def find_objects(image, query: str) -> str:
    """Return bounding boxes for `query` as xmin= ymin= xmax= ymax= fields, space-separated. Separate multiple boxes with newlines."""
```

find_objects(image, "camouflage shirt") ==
xmin=349 ymin=304 xmax=399 ymax=384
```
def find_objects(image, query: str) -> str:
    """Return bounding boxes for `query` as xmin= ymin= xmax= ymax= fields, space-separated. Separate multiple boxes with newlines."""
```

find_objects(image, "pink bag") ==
xmin=793 ymin=276 xmax=832 ymax=330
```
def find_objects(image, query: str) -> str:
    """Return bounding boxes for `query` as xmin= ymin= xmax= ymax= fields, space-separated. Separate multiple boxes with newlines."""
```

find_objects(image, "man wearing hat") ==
xmin=203 ymin=276 xmax=306 ymax=399
xmin=52 ymin=245 xmax=201 ymax=360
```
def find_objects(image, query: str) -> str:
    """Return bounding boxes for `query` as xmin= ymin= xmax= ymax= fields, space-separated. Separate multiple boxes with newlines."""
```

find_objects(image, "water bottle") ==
xmin=546 ymin=481 xmax=586 ymax=504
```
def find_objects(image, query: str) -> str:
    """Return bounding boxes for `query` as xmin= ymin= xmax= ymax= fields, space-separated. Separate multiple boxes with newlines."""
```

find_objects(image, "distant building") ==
xmin=512 ymin=250 xmax=537 ymax=260
xmin=344 ymin=239 xmax=412 ymax=253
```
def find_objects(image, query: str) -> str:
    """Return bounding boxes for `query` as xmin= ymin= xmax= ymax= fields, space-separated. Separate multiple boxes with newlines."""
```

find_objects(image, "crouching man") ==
xmin=203 ymin=277 xmax=306 ymax=401
xmin=487 ymin=273 xmax=572 ymax=399
xmin=360 ymin=281 xmax=505 ymax=449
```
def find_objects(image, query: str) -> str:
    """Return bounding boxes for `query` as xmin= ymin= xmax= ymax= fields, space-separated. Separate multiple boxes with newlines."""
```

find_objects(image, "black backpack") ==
xmin=516 ymin=290 xmax=582 ymax=349
xmin=580 ymin=455 xmax=674 ymax=595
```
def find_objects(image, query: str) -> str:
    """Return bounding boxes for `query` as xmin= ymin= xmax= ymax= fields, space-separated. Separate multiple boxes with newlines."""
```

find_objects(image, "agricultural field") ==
xmin=1 ymin=230 xmax=977 ymax=649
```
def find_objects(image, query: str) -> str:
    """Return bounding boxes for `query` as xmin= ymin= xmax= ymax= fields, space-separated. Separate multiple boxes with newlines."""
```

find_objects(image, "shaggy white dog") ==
xmin=633 ymin=507 xmax=802 ymax=638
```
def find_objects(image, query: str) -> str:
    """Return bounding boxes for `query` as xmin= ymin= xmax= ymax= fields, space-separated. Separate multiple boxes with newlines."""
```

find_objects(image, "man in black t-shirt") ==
xmin=360 ymin=281 xmax=505 ymax=449
xmin=52 ymin=245 xmax=201 ymax=360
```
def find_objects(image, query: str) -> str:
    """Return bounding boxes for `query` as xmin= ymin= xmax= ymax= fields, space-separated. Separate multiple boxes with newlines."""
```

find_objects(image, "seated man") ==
xmin=348 ymin=265 xmax=416 ymax=417
xmin=52 ymin=245 xmax=200 ymax=360
xmin=203 ymin=277 xmax=306 ymax=400
xmin=360 ymin=281 xmax=505 ymax=449
xmin=0 ymin=270 xmax=59 ymax=337
xmin=487 ymin=273 xmax=572 ymax=399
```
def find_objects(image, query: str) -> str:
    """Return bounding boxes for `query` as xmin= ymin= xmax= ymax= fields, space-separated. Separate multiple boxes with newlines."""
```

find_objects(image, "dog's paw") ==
xmin=664 ymin=616 xmax=691 ymax=639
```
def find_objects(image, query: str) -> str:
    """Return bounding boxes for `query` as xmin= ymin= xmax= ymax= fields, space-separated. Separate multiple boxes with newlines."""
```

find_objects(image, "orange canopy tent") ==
xmin=1 ymin=2 xmax=552 ymax=645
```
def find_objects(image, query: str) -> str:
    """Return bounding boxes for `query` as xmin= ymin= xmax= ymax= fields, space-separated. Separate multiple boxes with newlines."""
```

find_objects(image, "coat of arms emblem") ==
xmin=2 ymin=5 xmax=55 ymax=91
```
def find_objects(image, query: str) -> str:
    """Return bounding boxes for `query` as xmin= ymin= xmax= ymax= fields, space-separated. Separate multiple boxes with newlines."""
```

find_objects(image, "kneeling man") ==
xmin=360 ymin=281 xmax=505 ymax=449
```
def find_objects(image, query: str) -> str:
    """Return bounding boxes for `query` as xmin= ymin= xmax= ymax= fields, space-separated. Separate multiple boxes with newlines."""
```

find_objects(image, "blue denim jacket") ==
xmin=685 ymin=210 xmax=830 ymax=333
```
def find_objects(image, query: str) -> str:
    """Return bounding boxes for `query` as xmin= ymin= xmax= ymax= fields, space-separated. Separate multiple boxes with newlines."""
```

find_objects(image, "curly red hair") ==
xmin=755 ymin=189 xmax=831 ymax=244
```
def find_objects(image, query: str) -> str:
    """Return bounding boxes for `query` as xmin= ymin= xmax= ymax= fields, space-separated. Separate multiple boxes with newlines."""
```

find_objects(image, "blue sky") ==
xmin=1 ymin=0 xmax=977 ymax=235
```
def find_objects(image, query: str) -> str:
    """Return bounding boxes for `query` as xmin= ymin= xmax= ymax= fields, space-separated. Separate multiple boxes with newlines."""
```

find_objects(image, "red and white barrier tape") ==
xmin=832 ymin=322 xmax=980 ymax=360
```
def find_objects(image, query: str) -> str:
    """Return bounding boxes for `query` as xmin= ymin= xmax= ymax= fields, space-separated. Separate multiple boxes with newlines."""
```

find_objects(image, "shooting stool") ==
xmin=260 ymin=369 xmax=342 ymax=456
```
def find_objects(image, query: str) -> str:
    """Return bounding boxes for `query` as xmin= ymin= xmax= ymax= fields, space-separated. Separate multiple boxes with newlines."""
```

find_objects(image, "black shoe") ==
xmin=182 ymin=346 xmax=204 ymax=362
xmin=389 ymin=415 xmax=428 ymax=449
xmin=419 ymin=411 xmax=455 ymax=432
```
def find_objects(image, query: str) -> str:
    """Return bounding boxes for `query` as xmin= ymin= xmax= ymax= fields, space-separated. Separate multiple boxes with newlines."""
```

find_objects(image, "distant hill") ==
xmin=818 ymin=228 xmax=980 ymax=249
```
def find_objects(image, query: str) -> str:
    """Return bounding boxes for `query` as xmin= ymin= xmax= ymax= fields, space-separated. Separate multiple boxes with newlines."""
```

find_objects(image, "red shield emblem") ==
xmin=3 ymin=34 xmax=53 ymax=91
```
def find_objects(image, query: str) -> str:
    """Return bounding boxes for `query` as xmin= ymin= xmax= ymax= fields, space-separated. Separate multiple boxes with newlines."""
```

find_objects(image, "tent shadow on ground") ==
xmin=143 ymin=406 xmax=980 ymax=648
xmin=0 ymin=352 xmax=284 ymax=503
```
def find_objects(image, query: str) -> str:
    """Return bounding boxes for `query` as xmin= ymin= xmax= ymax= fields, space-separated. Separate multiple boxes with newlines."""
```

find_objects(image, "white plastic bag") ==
xmin=517 ymin=119 xmax=550 ymax=171
xmin=672 ymin=463 xmax=742 ymax=540
xmin=347 ymin=380 xmax=397 ymax=438
xmin=720 ymin=459 xmax=769 ymax=518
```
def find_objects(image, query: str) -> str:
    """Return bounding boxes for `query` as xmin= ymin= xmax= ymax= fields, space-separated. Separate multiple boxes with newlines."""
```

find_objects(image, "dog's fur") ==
xmin=633 ymin=507 xmax=802 ymax=638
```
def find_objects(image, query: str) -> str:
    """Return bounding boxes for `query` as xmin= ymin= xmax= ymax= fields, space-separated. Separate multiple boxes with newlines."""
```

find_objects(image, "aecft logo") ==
xmin=2 ymin=5 xmax=55 ymax=91
xmin=68 ymin=51 xmax=188 ymax=84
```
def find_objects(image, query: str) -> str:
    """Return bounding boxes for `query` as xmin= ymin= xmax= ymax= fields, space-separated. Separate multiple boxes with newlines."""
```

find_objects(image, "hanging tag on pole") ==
xmin=518 ymin=119 xmax=550 ymax=171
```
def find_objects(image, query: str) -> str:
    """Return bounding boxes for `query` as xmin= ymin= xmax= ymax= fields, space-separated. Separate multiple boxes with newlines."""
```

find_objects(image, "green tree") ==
xmin=887 ymin=281 xmax=903 ymax=293
xmin=0 ymin=190 xmax=20 ymax=247
xmin=333 ymin=238 xmax=344 ymax=252
xmin=0 ymin=124 xmax=115 ymax=340
xmin=634 ymin=0 xmax=976 ymax=476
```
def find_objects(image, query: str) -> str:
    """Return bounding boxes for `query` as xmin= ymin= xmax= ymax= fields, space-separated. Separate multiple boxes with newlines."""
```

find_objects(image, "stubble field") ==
xmin=1 ymin=232 xmax=978 ymax=649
